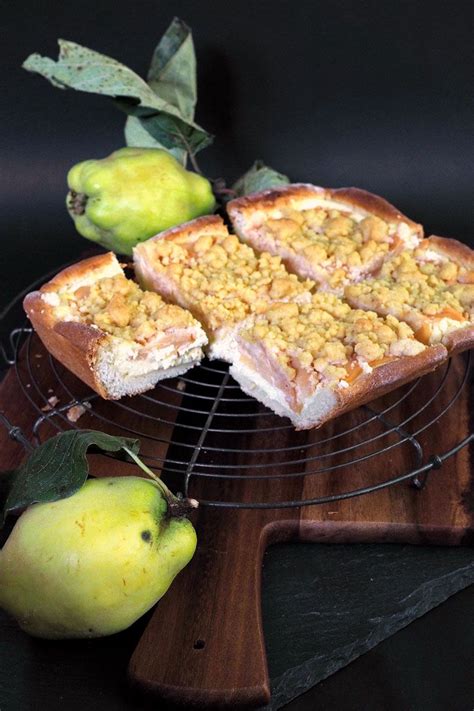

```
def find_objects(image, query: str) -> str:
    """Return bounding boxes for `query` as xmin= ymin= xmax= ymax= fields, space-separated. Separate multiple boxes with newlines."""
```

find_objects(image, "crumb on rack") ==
xmin=41 ymin=395 xmax=59 ymax=412
xmin=66 ymin=402 xmax=91 ymax=423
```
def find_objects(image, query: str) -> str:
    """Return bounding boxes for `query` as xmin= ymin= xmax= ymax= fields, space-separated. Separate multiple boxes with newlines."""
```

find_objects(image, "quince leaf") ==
xmin=124 ymin=116 xmax=186 ymax=164
xmin=232 ymin=160 xmax=290 ymax=197
xmin=0 ymin=430 xmax=140 ymax=527
xmin=22 ymin=37 xmax=213 ymax=156
xmin=125 ymin=18 xmax=197 ymax=164
xmin=147 ymin=17 xmax=197 ymax=122
xmin=119 ymin=106 xmax=212 ymax=155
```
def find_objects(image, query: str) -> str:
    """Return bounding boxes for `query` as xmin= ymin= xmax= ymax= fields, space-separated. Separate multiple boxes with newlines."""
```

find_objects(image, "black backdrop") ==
xmin=2 ymin=0 xmax=474 ymax=299
xmin=1 ymin=2 xmax=473 ymax=710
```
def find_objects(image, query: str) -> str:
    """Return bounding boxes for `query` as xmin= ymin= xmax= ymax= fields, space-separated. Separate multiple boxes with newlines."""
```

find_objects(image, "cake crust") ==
xmin=23 ymin=252 xmax=206 ymax=399
xmin=228 ymin=183 xmax=423 ymax=233
xmin=24 ymin=290 xmax=111 ymax=397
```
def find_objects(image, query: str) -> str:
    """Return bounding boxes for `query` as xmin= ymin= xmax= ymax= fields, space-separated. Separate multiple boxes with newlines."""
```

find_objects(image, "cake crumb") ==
xmin=41 ymin=395 xmax=59 ymax=412
xmin=67 ymin=402 xmax=91 ymax=423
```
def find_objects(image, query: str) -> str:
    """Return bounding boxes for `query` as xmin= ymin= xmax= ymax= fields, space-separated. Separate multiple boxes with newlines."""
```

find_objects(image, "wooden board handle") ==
xmin=128 ymin=509 xmax=274 ymax=708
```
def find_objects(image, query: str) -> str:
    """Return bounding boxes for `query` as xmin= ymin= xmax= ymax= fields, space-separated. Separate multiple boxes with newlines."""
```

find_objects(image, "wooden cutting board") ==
xmin=0 ymin=335 xmax=472 ymax=709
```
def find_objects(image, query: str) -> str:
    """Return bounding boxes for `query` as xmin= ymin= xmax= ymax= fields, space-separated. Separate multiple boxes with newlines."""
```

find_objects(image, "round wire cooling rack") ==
xmin=1 ymin=274 xmax=473 ymax=509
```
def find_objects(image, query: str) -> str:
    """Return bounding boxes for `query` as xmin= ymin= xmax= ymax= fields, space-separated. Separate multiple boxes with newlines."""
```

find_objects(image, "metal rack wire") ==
xmin=1 ymin=272 xmax=472 ymax=509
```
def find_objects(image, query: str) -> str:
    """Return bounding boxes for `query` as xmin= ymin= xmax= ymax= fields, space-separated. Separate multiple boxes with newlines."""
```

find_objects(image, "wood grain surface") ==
xmin=0 ymin=335 xmax=472 ymax=708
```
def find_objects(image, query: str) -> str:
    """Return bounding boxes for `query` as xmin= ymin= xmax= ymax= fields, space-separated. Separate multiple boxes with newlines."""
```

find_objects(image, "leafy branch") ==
xmin=23 ymin=18 xmax=290 ymax=194
xmin=23 ymin=18 xmax=212 ymax=168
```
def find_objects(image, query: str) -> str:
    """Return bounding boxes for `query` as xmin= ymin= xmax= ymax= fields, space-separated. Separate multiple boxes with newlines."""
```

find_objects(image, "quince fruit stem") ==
xmin=123 ymin=447 xmax=198 ymax=518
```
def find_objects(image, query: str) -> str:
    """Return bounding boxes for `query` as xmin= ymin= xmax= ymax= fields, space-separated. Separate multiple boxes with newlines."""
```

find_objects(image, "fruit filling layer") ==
xmin=45 ymin=274 xmax=201 ymax=347
xmin=235 ymin=293 xmax=425 ymax=411
xmin=138 ymin=226 xmax=313 ymax=333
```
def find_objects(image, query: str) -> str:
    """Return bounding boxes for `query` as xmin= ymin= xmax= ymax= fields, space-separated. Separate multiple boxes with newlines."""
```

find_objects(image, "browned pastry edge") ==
xmin=39 ymin=252 xmax=120 ymax=293
xmin=443 ymin=325 xmax=474 ymax=356
xmin=227 ymin=183 xmax=423 ymax=235
xmin=22 ymin=252 xmax=124 ymax=397
xmin=419 ymin=235 xmax=474 ymax=269
xmin=287 ymin=343 xmax=448 ymax=430
xmin=23 ymin=291 xmax=110 ymax=398
xmin=329 ymin=343 xmax=448 ymax=425
xmin=135 ymin=214 xmax=227 ymax=251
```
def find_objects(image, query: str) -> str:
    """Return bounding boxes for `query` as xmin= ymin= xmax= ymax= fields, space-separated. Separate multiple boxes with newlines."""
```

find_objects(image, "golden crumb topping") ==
xmin=260 ymin=208 xmax=405 ymax=288
xmin=449 ymin=283 xmax=474 ymax=315
xmin=239 ymin=293 xmax=422 ymax=389
xmin=53 ymin=274 xmax=197 ymax=344
xmin=413 ymin=244 xmax=474 ymax=285
xmin=380 ymin=249 xmax=463 ymax=284
xmin=147 ymin=231 xmax=313 ymax=331
xmin=346 ymin=249 xmax=471 ymax=322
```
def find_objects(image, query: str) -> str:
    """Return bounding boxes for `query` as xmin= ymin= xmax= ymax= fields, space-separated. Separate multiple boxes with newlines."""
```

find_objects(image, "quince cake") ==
xmin=345 ymin=235 xmax=474 ymax=354
xmin=227 ymin=184 xmax=423 ymax=292
xmin=23 ymin=252 xmax=208 ymax=399
xmin=228 ymin=293 xmax=446 ymax=429
xmin=133 ymin=215 xmax=313 ymax=360
xmin=132 ymin=203 xmax=455 ymax=429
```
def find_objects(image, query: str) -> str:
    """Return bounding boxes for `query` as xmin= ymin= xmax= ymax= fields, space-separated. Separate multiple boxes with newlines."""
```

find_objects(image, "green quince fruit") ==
xmin=66 ymin=147 xmax=216 ymax=255
xmin=0 ymin=476 xmax=197 ymax=639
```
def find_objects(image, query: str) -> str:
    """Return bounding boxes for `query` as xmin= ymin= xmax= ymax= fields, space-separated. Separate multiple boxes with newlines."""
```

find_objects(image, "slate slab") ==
xmin=260 ymin=543 xmax=474 ymax=710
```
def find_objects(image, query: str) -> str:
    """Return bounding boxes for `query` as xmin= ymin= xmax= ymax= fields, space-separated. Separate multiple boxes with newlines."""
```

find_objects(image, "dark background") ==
xmin=2 ymin=0 xmax=474 ymax=300
xmin=1 ymin=1 xmax=473 ymax=709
